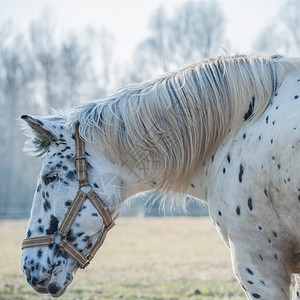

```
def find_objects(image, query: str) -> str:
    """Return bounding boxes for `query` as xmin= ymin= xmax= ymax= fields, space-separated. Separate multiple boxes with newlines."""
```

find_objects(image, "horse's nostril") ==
xmin=48 ymin=282 xmax=61 ymax=295
xmin=31 ymin=277 xmax=38 ymax=286
xmin=31 ymin=276 xmax=48 ymax=287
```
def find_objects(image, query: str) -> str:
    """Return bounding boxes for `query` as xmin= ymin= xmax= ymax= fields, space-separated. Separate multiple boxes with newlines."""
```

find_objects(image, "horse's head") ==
xmin=20 ymin=115 xmax=128 ymax=297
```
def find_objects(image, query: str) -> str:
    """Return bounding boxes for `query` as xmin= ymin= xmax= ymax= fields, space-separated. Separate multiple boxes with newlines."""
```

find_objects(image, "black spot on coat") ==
xmin=239 ymin=164 xmax=244 ymax=183
xmin=43 ymin=200 xmax=51 ymax=212
xmin=244 ymin=97 xmax=255 ymax=121
xmin=66 ymin=171 xmax=76 ymax=181
xmin=248 ymin=197 xmax=253 ymax=211
xmin=246 ymin=268 xmax=254 ymax=275
xmin=66 ymin=230 xmax=76 ymax=242
xmin=46 ymin=215 xmax=59 ymax=235
xmin=83 ymin=235 xmax=90 ymax=242
xmin=65 ymin=200 xmax=72 ymax=207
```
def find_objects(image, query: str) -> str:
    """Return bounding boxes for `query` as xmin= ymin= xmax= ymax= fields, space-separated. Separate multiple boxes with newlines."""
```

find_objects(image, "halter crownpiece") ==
xmin=22 ymin=123 xmax=115 ymax=269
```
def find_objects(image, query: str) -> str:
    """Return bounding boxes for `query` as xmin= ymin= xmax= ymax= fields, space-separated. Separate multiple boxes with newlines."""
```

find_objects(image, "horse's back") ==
xmin=209 ymin=70 xmax=300 ymax=247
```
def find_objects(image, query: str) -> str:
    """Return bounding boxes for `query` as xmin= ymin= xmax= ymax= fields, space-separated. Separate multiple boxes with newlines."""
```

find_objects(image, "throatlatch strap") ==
xmin=88 ymin=222 xmax=115 ymax=261
xmin=87 ymin=190 xmax=114 ymax=228
xmin=75 ymin=123 xmax=89 ymax=187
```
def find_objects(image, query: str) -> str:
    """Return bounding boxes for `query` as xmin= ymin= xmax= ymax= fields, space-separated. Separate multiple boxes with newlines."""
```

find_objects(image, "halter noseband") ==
xmin=22 ymin=124 xmax=115 ymax=269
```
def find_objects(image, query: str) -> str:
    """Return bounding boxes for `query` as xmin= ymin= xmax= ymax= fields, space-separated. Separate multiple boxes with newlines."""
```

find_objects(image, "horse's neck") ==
xmin=120 ymin=157 xmax=211 ymax=202
xmin=185 ymin=167 xmax=210 ymax=201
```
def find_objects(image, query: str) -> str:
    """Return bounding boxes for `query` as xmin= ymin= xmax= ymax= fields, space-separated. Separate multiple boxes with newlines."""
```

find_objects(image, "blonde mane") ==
xmin=68 ymin=55 xmax=300 ymax=193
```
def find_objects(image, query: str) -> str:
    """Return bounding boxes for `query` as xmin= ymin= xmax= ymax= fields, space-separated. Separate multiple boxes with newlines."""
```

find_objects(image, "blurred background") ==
xmin=1 ymin=0 xmax=299 ymax=219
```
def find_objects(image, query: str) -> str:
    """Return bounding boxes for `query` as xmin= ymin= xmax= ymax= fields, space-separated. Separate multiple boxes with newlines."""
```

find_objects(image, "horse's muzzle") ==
xmin=24 ymin=261 xmax=72 ymax=297
xmin=25 ymin=268 xmax=49 ymax=294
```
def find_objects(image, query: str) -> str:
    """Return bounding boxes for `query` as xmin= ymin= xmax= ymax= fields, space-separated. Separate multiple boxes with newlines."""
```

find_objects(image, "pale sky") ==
xmin=0 ymin=0 xmax=287 ymax=61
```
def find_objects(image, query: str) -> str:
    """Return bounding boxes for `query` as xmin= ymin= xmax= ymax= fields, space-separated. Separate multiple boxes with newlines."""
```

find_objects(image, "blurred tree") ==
xmin=0 ymin=24 xmax=40 ymax=218
xmin=29 ymin=11 xmax=60 ymax=111
xmin=169 ymin=1 xmax=226 ymax=63
xmin=84 ymin=26 xmax=116 ymax=97
xmin=254 ymin=0 xmax=300 ymax=56
xmin=0 ymin=13 xmax=117 ymax=218
xmin=130 ymin=0 xmax=228 ymax=81
xmin=60 ymin=32 xmax=100 ymax=106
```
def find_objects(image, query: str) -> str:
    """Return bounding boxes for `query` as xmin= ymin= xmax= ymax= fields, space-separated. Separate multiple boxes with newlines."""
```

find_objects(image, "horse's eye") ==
xmin=43 ymin=173 xmax=59 ymax=185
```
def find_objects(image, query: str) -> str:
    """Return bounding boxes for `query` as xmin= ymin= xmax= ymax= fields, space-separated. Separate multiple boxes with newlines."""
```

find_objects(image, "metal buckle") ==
xmin=75 ymin=155 xmax=86 ymax=160
xmin=80 ymin=259 xmax=90 ymax=269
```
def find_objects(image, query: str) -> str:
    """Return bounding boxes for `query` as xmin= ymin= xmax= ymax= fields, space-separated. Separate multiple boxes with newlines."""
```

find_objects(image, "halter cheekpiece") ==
xmin=22 ymin=123 xmax=115 ymax=269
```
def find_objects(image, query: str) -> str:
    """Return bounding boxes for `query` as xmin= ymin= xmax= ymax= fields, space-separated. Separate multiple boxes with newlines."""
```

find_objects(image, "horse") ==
xmin=20 ymin=54 xmax=300 ymax=299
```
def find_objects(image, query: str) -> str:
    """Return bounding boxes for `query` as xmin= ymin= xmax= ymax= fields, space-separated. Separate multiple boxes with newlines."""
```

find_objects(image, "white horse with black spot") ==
xmin=21 ymin=55 xmax=300 ymax=299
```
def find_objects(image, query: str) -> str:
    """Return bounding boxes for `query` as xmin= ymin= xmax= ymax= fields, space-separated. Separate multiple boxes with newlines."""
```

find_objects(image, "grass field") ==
xmin=0 ymin=217 xmax=246 ymax=299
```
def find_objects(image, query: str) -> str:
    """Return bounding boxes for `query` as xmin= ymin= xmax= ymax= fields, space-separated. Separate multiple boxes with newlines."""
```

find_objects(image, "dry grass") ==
xmin=0 ymin=217 xmax=245 ymax=299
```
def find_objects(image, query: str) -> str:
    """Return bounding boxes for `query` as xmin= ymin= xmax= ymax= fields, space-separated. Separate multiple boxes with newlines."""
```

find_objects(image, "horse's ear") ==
xmin=21 ymin=115 xmax=58 ymax=143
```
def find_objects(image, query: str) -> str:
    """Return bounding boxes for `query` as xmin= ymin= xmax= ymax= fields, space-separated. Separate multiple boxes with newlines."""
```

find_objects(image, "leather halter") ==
xmin=22 ymin=124 xmax=115 ymax=269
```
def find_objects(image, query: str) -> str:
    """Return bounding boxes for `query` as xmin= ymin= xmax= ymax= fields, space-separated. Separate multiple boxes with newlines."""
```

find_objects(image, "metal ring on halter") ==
xmin=80 ymin=259 xmax=90 ymax=269
xmin=80 ymin=185 xmax=92 ymax=194
xmin=53 ymin=232 xmax=64 ymax=245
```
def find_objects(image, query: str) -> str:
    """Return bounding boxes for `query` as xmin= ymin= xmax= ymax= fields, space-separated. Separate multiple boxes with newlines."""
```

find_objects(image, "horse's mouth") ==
xmin=31 ymin=284 xmax=67 ymax=298
xmin=26 ymin=265 xmax=73 ymax=297
xmin=46 ymin=268 xmax=73 ymax=297
xmin=30 ymin=277 xmax=70 ymax=297
xmin=34 ymin=286 xmax=48 ymax=294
